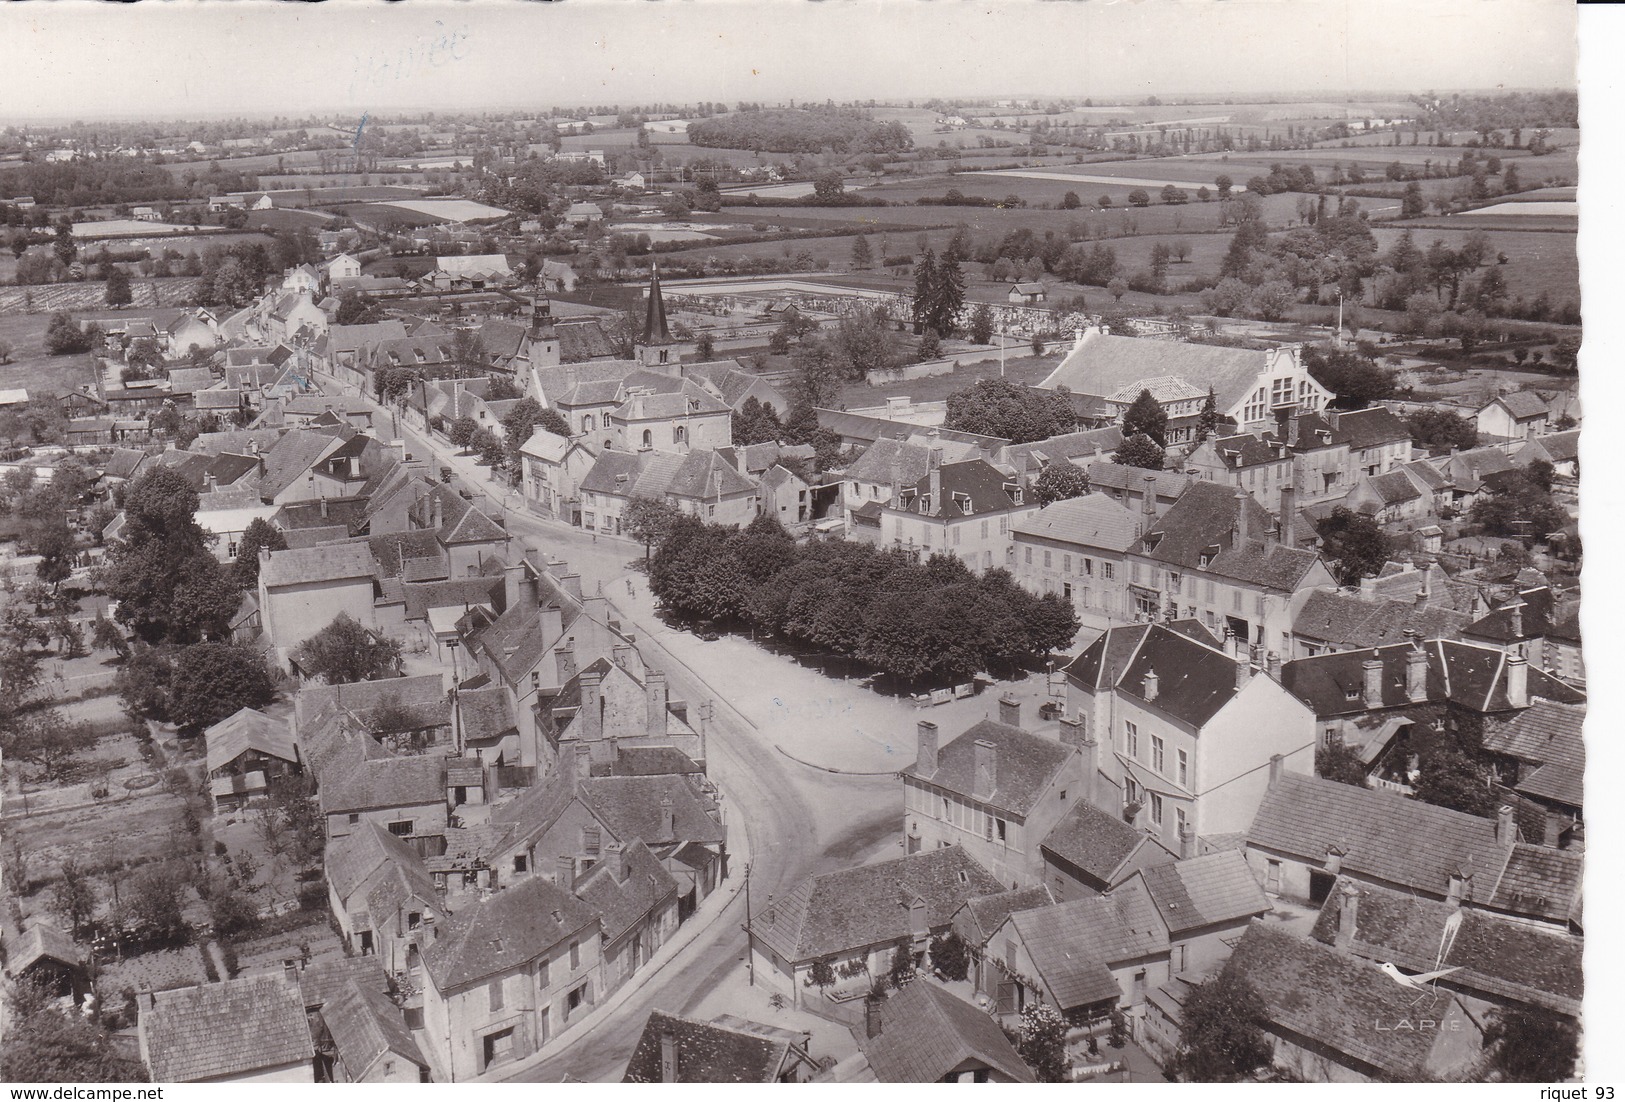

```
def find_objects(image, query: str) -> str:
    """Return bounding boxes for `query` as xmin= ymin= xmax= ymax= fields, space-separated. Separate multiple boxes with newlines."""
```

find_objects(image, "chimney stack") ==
xmin=1446 ymin=868 xmax=1472 ymax=907
xmin=556 ymin=855 xmax=575 ymax=890
xmin=1508 ymin=599 xmax=1525 ymax=640
xmin=973 ymin=740 xmax=997 ymax=800
xmin=1233 ymin=487 xmax=1250 ymax=548
xmin=1236 ymin=656 xmax=1253 ymax=691
xmin=573 ymin=742 xmax=592 ymax=783
xmin=579 ymin=669 xmax=603 ymax=744
xmin=1278 ymin=485 xmax=1296 ymax=548
xmin=1079 ymin=734 xmax=1099 ymax=806
xmin=1268 ymin=753 xmax=1283 ymax=785
xmin=554 ymin=641 xmax=577 ymax=685
xmin=916 ymin=720 xmax=939 ymax=777
xmin=1405 ymin=633 xmax=1428 ymax=703
xmin=1506 ymin=653 xmax=1529 ymax=709
xmin=659 ymin=794 xmax=675 ymax=839
xmin=1361 ymin=656 xmax=1384 ymax=710
xmin=1335 ymin=880 xmax=1360 ymax=948
xmin=605 ymin=841 xmax=628 ymax=883
xmin=998 ymin=694 xmax=1021 ymax=728
xmin=1496 ymin=804 xmax=1516 ymax=847
xmin=612 ymin=642 xmax=632 ymax=670
xmin=865 ymin=995 xmax=884 ymax=1040
xmin=319 ymin=495 xmax=329 ymax=519
xmin=1142 ymin=670 xmax=1160 ymax=703
xmin=660 ymin=1029 xmax=679 ymax=1082
xmin=430 ymin=493 xmax=443 ymax=531
xmin=1178 ymin=823 xmax=1195 ymax=861
xmin=1057 ymin=716 xmax=1084 ymax=748
xmin=646 ymin=670 xmax=668 ymax=740
xmin=928 ymin=448 xmax=943 ymax=512
xmin=1142 ymin=474 xmax=1158 ymax=519
xmin=1266 ymin=652 xmax=1282 ymax=679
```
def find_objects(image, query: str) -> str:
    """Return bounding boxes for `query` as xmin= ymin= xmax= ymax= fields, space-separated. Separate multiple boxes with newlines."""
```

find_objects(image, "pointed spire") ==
xmin=641 ymin=262 xmax=671 ymax=346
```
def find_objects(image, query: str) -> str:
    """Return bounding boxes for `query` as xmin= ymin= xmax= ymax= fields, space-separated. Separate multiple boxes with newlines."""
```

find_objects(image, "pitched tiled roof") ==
xmin=863 ymin=981 xmax=1036 ymax=1083
xmin=9 ymin=921 xmax=83 ymax=972
xmin=1331 ymin=406 xmax=1411 ymax=450
xmin=255 ymin=428 xmax=346 ymax=501
xmin=1481 ymin=698 xmax=1584 ymax=768
xmin=959 ymin=886 xmax=1055 ymax=945
xmin=140 ymin=973 xmax=313 ymax=1082
xmin=1062 ymin=622 xmax=1151 ymax=693
xmin=1515 ymin=761 xmax=1583 ymax=809
xmin=1044 ymin=797 xmax=1173 ymax=887
xmin=1368 ymin=469 xmax=1422 ymax=505
xmin=1013 ymin=493 xmax=1140 ymax=552
xmin=1003 ymin=881 xmax=1169 ymax=1008
xmin=622 ymin=1011 xmax=789 ymax=1083
xmin=422 ymin=875 xmax=598 ymax=992
xmin=276 ymin=494 xmax=370 ymax=535
xmin=573 ymin=840 xmax=679 ymax=942
xmin=320 ymin=979 xmax=429 ymax=1079
xmin=363 ymin=529 xmax=443 ymax=578
xmin=576 ymin=774 xmax=726 ymax=847
xmin=204 ymin=707 xmax=298 ymax=775
xmin=1226 ymin=922 xmax=1467 ymax=1079
xmin=1465 ymin=586 xmax=1558 ymax=644
xmin=841 ymin=437 xmax=932 ymax=488
xmin=1488 ymin=844 xmax=1582 ymax=926
xmin=1309 ymin=876 xmax=1582 ymax=1015
xmin=901 ymin=718 xmax=1074 ymax=817
xmin=296 ymin=955 xmax=390 ymax=1011
xmin=453 ymin=684 xmax=517 ymax=744
xmin=261 ymin=542 xmax=375 ymax=588
xmin=815 ymin=408 xmax=1009 ymax=450
xmin=1141 ymin=480 xmax=1322 ymax=591
xmin=1040 ymin=331 xmax=1285 ymax=416
xmin=1247 ymin=773 xmax=1511 ymax=897
xmin=316 ymin=742 xmax=447 ymax=817
xmin=752 ymin=846 xmax=1003 ymax=964
xmin=1489 ymin=390 xmax=1549 ymax=419
xmin=325 ymin=819 xmax=438 ymax=905
xmin=1135 ymin=850 xmax=1269 ymax=934
xmin=579 ymin=449 xmax=647 ymax=496
xmin=1291 ymin=591 xmax=1471 ymax=651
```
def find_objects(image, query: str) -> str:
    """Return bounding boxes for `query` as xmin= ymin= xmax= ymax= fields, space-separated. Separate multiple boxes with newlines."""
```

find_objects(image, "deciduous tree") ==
xmin=1313 ymin=507 xmax=1392 ymax=583
xmin=1173 ymin=965 xmax=1272 ymax=1082
xmin=1031 ymin=463 xmax=1091 ymax=506
xmin=292 ymin=613 xmax=401 ymax=685
xmin=168 ymin=643 xmax=274 ymax=731
xmin=1113 ymin=432 xmax=1165 ymax=471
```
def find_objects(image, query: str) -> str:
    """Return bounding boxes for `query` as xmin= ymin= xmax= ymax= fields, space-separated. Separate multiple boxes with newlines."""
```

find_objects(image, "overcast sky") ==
xmin=0 ymin=0 xmax=1577 ymax=121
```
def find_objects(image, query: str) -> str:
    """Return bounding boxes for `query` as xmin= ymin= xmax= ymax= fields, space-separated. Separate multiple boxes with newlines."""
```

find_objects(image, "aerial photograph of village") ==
xmin=0 ymin=0 xmax=1600 ymax=1088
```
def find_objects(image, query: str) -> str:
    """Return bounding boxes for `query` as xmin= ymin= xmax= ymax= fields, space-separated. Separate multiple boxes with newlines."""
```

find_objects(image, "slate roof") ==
xmin=841 ymin=437 xmax=932 ymax=488
xmin=1291 ymin=590 xmax=1470 ymax=650
xmin=752 ymin=847 xmax=1003 ymax=964
xmin=1247 ymin=773 xmax=1511 ymax=897
xmin=1040 ymin=330 xmax=1284 ymax=415
xmin=573 ymin=840 xmax=679 ymax=942
xmin=1464 ymin=586 xmax=1559 ymax=644
xmin=1002 ymin=881 xmax=1169 ymax=1008
xmin=204 ymin=707 xmax=298 ymax=774
xmin=1330 ymin=406 xmax=1411 ymax=450
xmin=421 ymin=875 xmax=598 ymax=992
xmin=622 ymin=1011 xmax=789 ymax=1084
xmin=611 ymin=380 xmax=730 ymax=422
xmin=1226 ymin=921 xmax=1468 ymax=1079
xmin=454 ymin=684 xmax=517 ymax=745
xmin=1368 ymin=469 xmax=1422 ymax=505
xmin=1488 ymin=845 xmax=1583 ymax=926
xmin=1064 ymin=622 xmax=1245 ymax=730
xmin=1488 ymin=390 xmax=1549 ymax=420
xmin=1135 ymin=850 xmax=1269 ymax=935
xmin=900 ymin=717 xmax=1074 ymax=817
xmin=140 ymin=973 xmax=314 ymax=1082
xmin=277 ymin=494 xmax=370 ymax=535
xmin=897 ymin=458 xmax=1025 ymax=518
xmin=1040 ymin=798 xmax=1173 ymax=888
xmin=1309 ymin=876 xmax=1582 ymax=1015
xmin=1481 ymin=698 xmax=1584 ymax=768
xmin=1012 ymin=493 xmax=1141 ymax=552
xmin=864 ymin=981 xmax=1036 ymax=1083
xmin=260 ymin=542 xmax=375 ymax=588
xmin=1141 ymin=482 xmax=1324 ymax=591
xmin=575 ymin=775 xmax=726 ymax=847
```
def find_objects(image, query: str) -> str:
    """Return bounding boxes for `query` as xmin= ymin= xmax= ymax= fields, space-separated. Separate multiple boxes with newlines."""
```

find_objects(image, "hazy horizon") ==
xmin=0 ymin=0 xmax=1577 ymax=124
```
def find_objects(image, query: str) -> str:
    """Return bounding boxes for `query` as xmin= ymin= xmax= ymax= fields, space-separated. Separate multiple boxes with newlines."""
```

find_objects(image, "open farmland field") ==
xmin=244 ymin=207 xmax=337 ymax=231
xmin=1399 ymin=214 xmax=1577 ymax=233
xmin=0 ymin=276 xmax=199 ymax=316
xmin=0 ymin=314 xmax=96 ymax=397
xmin=336 ymin=202 xmax=443 ymax=229
xmin=1369 ymin=225 xmax=1577 ymax=301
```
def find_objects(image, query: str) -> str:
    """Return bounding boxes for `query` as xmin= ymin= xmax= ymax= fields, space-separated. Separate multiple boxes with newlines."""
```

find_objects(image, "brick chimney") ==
xmin=660 ymin=1029 xmax=679 ymax=1082
xmin=579 ymin=668 xmax=602 ymax=743
xmin=1233 ymin=487 xmax=1249 ymax=548
xmin=554 ymin=641 xmax=577 ymax=685
xmin=1278 ymin=484 xmax=1296 ymax=548
xmin=646 ymin=670 xmax=668 ymax=740
xmin=1335 ymin=880 xmax=1360 ymax=948
xmin=998 ymin=695 xmax=1021 ymax=728
xmin=556 ymin=855 xmax=575 ymax=890
xmin=1178 ymin=822 xmax=1195 ymax=861
xmin=1266 ymin=651 xmax=1282 ymax=679
xmin=605 ymin=841 xmax=628 ymax=883
xmin=927 ymin=447 xmax=943 ymax=513
xmin=916 ymin=720 xmax=939 ymax=777
xmin=1506 ymin=654 xmax=1529 ymax=709
xmin=1496 ymin=804 xmax=1516 ymax=846
xmin=1236 ymin=656 xmax=1253 ymax=691
xmin=1142 ymin=670 xmax=1159 ymax=703
xmin=1361 ymin=656 xmax=1384 ymax=710
xmin=1142 ymin=474 xmax=1158 ymax=519
xmin=1405 ymin=633 xmax=1429 ymax=703
xmin=973 ymin=740 xmax=997 ymax=800
xmin=865 ymin=995 xmax=884 ymax=1040
xmin=503 ymin=562 xmax=526 ymax=613
xmin=659 ymin=794 xmax=675 ymax=839
xmin=573 ymin=742 xmax=592 ymax=783
xmin=1268 ymin=753 xmax=1283 ymax=785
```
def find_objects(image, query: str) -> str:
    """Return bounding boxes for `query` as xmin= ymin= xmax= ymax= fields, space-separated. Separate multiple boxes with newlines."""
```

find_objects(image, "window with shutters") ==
xmin=582 ymin=828 xmax=600 ymax=855
xmin=1152 ymin=736 xmax=1165 ymax=774
xmin=1043 ymin=549 xmax=1052 ymax=568
xmin=1125 ymin=720 xmax=1139 ymax=759
xmin=570 ymin=940 xmax=581 ymax=970
xmin=1102 ymin=562 xmax=1114 ymax=580
xmin=1150 ymin=792 xmax=1164 ymax=825
xmin=1177 ymin=749 xmax=1189 ymax=787
xmin=1063 ymin=554 xmax=1071 ymax=574
xmin=1024 ymin=546 xmax=1033 ymax=565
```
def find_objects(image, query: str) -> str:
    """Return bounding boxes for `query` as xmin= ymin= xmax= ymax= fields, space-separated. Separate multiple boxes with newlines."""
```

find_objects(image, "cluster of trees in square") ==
xmin=687 ymin=108 xmax=914 ymax=154
xmin=644 ymin=510 xmax=1078 ymax=683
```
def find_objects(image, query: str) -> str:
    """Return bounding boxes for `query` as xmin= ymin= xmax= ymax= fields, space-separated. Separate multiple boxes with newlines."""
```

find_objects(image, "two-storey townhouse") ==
xmin=1129 ymin=480 xmax=1337 ymax=655
xmin=1011 ymin=492 xmax=1143 ymax=635
xmin=418 ymin=876 xmax=602 ymax=1080
xmin=577 ymin=447 xmax=759 ymax=535
xmin=881 ymin=455 xmax=1036 ymax=572
xmin=519 ymin=429 xmax=599 ymax=522
xmin=1063 ymin=621 xmax=1317 ymax=855
xmin=900 ymin=697 xmax=1085 ymax=889
xmin=608 ymin=380 xmax=732 ymax=454
xmin=325 ymin=821 xmax=449 ymax=973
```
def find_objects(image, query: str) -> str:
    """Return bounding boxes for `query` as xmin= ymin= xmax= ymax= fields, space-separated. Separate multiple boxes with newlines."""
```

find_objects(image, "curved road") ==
xmin=377 ymin=407 xmax=900 ymax=1083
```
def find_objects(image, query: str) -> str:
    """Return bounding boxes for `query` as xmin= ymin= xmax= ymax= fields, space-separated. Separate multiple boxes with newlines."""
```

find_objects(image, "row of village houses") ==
xmin=18 ymin=398 xmax=1582 ymax=1085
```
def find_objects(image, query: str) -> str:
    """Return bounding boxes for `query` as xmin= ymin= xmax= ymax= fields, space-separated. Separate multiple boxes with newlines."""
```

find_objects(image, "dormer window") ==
xmin=919 ymin=494 xmax=932 ymax=515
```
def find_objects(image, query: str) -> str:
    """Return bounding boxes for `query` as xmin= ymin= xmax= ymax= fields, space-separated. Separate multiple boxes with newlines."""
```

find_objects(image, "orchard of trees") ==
xmin=687 ymin=108 xmax=913 ymax=154
xmin=649 ymin=513 xmax=1078 ymax=684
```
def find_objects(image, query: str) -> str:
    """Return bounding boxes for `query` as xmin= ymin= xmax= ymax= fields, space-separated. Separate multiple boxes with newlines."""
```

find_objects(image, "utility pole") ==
xmin=742 ymin=862 xmax=754 ymax=986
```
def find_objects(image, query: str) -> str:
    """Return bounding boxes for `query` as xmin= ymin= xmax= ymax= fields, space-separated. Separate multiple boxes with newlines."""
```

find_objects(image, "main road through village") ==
xmin=371 ymin=403 xmax=908 ymax=1083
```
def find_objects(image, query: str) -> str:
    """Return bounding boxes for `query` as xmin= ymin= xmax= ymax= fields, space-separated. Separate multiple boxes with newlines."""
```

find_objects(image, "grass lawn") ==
xmin=1369 ymin=225 xmax=1578 ymax=302
xmin=836 ymin=351 xmax=1061 ymax=408
xmin=0 ymin=314 xmax=98 ymax=397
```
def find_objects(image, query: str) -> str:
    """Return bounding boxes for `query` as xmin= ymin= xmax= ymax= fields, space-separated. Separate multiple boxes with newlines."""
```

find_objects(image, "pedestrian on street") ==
xmin=627 ymin=579 xmax=635 ymax=597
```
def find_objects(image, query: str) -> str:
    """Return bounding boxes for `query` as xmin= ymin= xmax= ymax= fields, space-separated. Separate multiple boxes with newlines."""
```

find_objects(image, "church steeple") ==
xmin=640 ymin=263 xmax=672 ymax=346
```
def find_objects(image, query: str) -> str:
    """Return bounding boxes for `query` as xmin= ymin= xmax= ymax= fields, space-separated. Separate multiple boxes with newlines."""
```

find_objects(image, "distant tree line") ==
xmin=687 ymin=109 xmax=914 ymax=154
